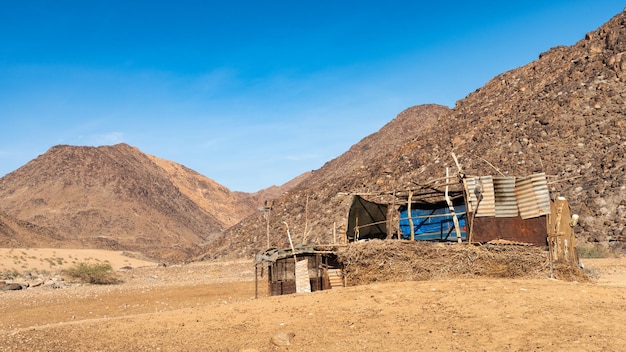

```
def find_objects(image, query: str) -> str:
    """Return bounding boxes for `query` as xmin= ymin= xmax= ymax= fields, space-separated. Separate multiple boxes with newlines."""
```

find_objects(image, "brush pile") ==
xmin=336 ymin=240 xmax=591 ymax=285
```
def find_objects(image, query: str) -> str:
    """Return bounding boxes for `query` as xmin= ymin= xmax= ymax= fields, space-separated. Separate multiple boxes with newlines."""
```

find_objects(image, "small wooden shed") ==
xmin=255 ymin=246 xmax=343 ymax=296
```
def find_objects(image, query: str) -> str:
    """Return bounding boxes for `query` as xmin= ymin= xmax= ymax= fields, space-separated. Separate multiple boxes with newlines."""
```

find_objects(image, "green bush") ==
xmin=65 ymin=262 xmax=120 ymax=284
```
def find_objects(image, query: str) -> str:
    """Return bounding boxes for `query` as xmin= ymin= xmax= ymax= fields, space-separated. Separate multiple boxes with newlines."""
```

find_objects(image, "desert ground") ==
xmin=1 ymin=248 xmax=625 ymax=351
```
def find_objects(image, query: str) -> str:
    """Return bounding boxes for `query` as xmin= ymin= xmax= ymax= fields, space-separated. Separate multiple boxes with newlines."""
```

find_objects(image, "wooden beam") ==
xmin=408 ymin=190 xmax=414 ymax=241
xmin=445 ymin=168 xmax=463 ymax=243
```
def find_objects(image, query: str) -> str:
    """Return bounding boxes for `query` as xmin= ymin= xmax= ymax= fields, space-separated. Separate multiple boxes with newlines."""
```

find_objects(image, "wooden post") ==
xmin=284 ymin=221 xmax=297 ymax=262
xmin=551 ymin=202 xmax=564 ymax=264
xmin=255 ymin=263 xmax=258 ymax=299
xmin=408 ymin=190 xmax=414 ymax=241
xmin=303 ymin=194 xmax=310 ymax=243
xmin=445 ymin=168 xmax=463 ymax=243
xmin=264 ymin=200 xmax=272 ymax=249
xmin=451 ymin=152 xmax=462 ymax=174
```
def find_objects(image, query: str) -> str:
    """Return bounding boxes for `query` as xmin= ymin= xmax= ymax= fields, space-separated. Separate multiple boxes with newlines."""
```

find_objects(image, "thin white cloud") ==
xmin=91 ymin=132 xmax=125 ymax=145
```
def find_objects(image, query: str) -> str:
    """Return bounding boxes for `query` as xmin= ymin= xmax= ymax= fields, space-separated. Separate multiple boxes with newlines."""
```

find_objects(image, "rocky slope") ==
xmin=210 ymin=10 xmax=626 ymax=259
xmin=0 ymin=144 xmax=258 ymax=261
xmin=0 ymin=211 xmax=73 ymax=248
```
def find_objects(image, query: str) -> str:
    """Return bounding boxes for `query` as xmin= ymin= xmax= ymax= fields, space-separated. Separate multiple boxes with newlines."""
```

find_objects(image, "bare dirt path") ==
xmin=1 ymin=256 xmax=625 ymax=351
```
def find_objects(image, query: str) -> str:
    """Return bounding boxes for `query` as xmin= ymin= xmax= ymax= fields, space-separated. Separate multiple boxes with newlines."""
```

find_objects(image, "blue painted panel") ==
xmin=399 ymin=204 xmax=467 ymax=241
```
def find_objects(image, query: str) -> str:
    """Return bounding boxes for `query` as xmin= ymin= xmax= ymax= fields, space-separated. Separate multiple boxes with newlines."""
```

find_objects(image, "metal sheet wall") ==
xmin=464 ymin=176 xmax=496 ymax=217
xmin=493 ymin=176 xmax=518 ymax=217
xmin=465 ymin=173 xmax=550 ymax=220
xmin=515 ymin=173 xmax=550 ymax=219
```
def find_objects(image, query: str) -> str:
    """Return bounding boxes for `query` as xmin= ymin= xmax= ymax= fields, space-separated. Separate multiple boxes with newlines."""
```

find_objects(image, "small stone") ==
xmin=270 ymin=332 xmax=295 ymax=346
xmin=0 ymin=283 xmax=23 ymax=291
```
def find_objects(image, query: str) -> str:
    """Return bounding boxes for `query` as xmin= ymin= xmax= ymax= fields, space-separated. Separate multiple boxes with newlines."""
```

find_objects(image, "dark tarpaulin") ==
xmin=346 ymin=195 xmax=388 ymax=241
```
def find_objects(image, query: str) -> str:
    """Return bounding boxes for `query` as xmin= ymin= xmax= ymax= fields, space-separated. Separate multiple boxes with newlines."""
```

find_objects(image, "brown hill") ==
xmin=210 ymin=10 xmax=626 ymax=259
xmin=0 ymin=143 xmax=258 ymax=261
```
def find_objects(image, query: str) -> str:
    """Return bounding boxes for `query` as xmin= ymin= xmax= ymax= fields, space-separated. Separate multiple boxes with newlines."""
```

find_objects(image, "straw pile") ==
xmin=336 ymin=240 xmax=590 ymax=286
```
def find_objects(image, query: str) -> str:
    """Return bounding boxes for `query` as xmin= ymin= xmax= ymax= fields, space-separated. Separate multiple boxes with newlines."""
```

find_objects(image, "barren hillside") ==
xmin=0 ymin=144 xmax=258 ymax=261
xmin=211 ymin=10 xmax=626 ymax=259
xmin=0 ymin=211 xmax=73 ymax=248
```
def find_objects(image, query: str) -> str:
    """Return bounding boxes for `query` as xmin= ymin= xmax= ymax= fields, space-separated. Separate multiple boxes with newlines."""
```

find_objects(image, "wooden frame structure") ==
xmin=255 ymin=246 xmax=344 ymax=296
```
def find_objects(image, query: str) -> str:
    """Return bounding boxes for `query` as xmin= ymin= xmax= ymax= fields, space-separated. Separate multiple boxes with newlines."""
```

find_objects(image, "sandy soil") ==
xmin=0 ymin=251 xmax=625 ymax=352
xmin=0 ymin=248 xmax=157 ymax=273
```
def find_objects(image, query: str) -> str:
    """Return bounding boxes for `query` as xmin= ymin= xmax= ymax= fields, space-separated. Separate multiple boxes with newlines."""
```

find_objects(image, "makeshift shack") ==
xmin=255 ymin=246 xmax=343 ymax=296
xmin=345 ymin=172 xmax=579 ymax=263
xmin=258 ymin=169 xmax=580 ymax=297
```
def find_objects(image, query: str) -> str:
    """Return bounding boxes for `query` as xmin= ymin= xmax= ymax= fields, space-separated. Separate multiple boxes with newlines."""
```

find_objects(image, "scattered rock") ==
xmin=0 ymin=283 xmax=24 ymax=291
xmin=30 ymin=279 xmax=44 ymax=288
xmin=270 ymin=332 xmax=295 ymax=347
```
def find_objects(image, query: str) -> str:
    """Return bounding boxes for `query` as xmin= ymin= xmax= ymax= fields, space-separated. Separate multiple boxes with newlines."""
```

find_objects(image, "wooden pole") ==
xmin=283 ymin=221 xmax=297 ymax=262
xmin=264 ymin=200 xmax=272 ymax=249
xmin=461 ymin=179 xmax=475 ymax=243
xmin=303 ymin=194 xmax=310 ymax=243
xmin=451 ymin=152 xmax=462 ymax=174
xmin=255 ymin=264 xmax=258 ymax=299
xmin=480 ymin=157 xmax=505 ymax=176
xmin=445 ymin=168 xmax=463 ymax=243
xmin=408 ymin=190 xmax=414 ymax=241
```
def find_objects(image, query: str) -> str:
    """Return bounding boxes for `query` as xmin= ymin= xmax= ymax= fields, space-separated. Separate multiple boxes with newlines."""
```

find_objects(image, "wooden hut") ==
xmin=255 ymin=246 xmax=343 ymax=296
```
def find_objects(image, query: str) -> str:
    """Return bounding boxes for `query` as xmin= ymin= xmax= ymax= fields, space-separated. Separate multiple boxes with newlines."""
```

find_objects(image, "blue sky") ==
xmin=0 ymin=1 xmax=622 ymax=192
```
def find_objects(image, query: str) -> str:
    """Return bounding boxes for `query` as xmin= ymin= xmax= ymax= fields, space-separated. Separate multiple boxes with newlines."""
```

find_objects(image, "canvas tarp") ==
xmin=346 ymin=195 xmax=388 ymax=241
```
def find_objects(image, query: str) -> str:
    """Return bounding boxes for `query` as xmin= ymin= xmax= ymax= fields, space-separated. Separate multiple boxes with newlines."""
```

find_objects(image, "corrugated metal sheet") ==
xmin=464 ymin=176 xmax=496 ymax=217
xmin=493 ymin=176 xmax=518 ymax=217
xmin=531 ymin=173 xmax=551 ymax=215
xmin=515 ymin=173 xmax=550 ymax=219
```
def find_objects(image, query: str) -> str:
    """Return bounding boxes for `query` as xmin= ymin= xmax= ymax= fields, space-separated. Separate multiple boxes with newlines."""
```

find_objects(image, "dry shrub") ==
xmin=336 ymin=240 xmax=591 ymax=286
xmin=65 ymin=262 xmax=121 ymax=284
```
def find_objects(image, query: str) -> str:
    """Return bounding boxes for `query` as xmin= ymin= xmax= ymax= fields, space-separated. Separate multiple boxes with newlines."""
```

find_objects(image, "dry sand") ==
xmin=0 ymin=248 xmax=157 ymax=273
xmin=0 ymin=249 xmax=625 ymax=351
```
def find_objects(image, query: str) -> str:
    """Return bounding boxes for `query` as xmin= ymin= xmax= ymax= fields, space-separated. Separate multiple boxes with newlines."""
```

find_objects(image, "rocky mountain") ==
xmin=210 ymin=10 xmax=626 ymax=259
xmin=0 ymin=144 xmax=259 ymax=261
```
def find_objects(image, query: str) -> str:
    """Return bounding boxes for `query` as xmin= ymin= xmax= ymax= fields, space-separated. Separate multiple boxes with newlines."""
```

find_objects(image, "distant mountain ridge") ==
xmin=0 ymin=144 xmax=259 ymax=261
